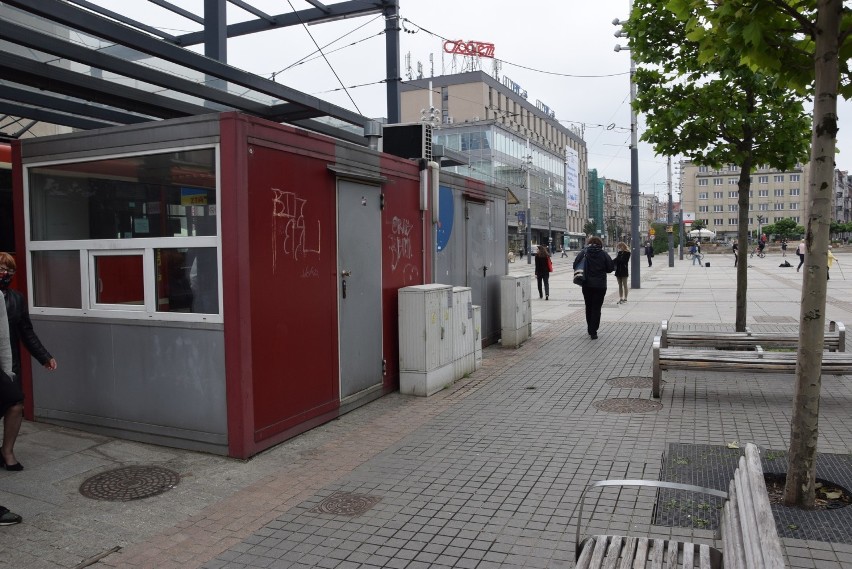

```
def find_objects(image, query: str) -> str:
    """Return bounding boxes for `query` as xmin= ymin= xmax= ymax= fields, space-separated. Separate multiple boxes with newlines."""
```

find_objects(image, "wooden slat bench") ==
xmin=652 ymin=336 xmax=852 ymax=398
xmin=659 ymin=320 xmax=845 ymax=352
xmin=573 ymin=443 xmax=785 ymax=568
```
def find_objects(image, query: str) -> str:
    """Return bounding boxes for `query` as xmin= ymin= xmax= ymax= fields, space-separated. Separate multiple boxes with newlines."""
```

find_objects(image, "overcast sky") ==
xmin=92 ymin=0 xmax=852 ymax=199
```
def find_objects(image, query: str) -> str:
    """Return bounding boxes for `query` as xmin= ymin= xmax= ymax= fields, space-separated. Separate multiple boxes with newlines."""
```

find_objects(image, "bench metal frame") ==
xmin=572 ymin=444 xmax=786 ymax=568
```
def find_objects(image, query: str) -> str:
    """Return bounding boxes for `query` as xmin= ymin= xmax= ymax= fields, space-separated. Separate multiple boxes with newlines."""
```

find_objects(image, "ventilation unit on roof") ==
xmin=382 ymin=122 xmax=432 ymax=162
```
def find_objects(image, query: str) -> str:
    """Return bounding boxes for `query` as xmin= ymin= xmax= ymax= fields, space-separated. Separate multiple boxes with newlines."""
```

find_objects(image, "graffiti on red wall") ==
xmin=390 ymin=216 xmax=419 ymax=283
xmin=271 ymin=188 xmax=321 ymax=272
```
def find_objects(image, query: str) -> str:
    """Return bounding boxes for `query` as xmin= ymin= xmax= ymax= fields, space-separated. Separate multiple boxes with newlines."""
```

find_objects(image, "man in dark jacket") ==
xmin=0 ymin=253 xmax=56 ymax=471
xmin=573 ymin=237 xmax=615 ymax=339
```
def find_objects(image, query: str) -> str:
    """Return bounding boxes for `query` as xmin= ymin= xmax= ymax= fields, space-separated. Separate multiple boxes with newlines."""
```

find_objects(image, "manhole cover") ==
xmin=592 ymin=398 xmax=662 ymax=413
xmin=310 ymin=492 xmax=381 ymax=516
xmin=607 ymin=376 xmax=660 ymax=389
xmin=79 ymin=465 xmax=180 ymax=501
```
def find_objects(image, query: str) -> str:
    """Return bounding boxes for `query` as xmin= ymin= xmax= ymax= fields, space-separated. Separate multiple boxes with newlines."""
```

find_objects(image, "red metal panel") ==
xmin=243 ymin=125 xmax=340 ymax=444
xmin=10 ymin=141 xmax=34 ymax=419
xmin=379 ymin=154 xmax=425 ymax=391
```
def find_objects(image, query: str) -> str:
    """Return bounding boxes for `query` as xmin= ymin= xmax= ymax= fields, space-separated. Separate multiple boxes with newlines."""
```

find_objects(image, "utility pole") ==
xmin=614 ymin=11 xmax=640 ymax=289
xmin=667 ymin=157 xmax=674 ymax=267
xmin=526 ymin=139 xmax=532 ymax=264
xmin=547 ymin=177 xmax=553 ymax=253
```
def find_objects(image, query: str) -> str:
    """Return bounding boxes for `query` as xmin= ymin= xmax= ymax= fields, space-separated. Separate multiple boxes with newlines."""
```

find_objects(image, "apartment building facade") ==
xmin=679 ymin=161 xmax=808 ymax=241
xmin=399 ymin=71 xmax=588 ymax=253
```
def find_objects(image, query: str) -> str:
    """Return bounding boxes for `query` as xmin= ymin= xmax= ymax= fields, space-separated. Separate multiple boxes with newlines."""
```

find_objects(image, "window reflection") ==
xmin=29 ymin=148 xmax=216 ymax=242
xmin=155 ymin=248 xmax=218 ymax=314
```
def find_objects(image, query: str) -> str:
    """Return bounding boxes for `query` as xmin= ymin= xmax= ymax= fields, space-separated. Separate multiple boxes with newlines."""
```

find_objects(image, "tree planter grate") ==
xmin=655 ymin=443 xmax=852 ymax=543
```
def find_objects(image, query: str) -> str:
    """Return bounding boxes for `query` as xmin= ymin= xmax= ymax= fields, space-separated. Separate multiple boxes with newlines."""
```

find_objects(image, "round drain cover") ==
xmin=593 ymin=398 xmax=662 ymax=413
xmin=310 ymin=492 xmax=381 ymax=516
xmin=607 ymin=376 xmax=659 ymax=389
xmin=79 ymin=465 xmax=180 ymax=501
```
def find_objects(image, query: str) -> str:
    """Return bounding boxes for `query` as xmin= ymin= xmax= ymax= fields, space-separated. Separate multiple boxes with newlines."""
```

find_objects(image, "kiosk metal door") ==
xmin=465 ymin=201 xmax=490 ymax=334
xmin=337 ymin=180 xmax=383 ymax=401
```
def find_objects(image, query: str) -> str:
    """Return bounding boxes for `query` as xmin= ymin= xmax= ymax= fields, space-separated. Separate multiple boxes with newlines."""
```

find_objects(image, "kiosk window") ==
xmin=31 ymin=250 xmax=82 ymax=309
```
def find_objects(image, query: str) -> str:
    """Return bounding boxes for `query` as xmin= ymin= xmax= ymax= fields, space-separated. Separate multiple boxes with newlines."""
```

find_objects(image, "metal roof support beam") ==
xmin=65 ymin=0 xmax=178 ymax=42
xmin=384 ymin=1 xmax=401 ymax=123
xmin=0 ymin=85 xmax=153 ymax=124
xmin=174 ymin=1 xmax=388 ymax=45
xmin=0 ymin=101 xmax=115 ymax=131
xmin=0 ymin=52 xmax=211 ymax=119
xmin=227 ymin=0 xmax=276 ymax=23
xmin=5 ymin=0 xmax=369 ymax=129
xmin=0 ymin=20 xmax=275 ymax=115
xmin=148 ymin=0 xmax=204 ymax=25
xmin=302 ymin=0 xmax=331 ymax=12
xmin=205 ymin=0 xmax=227 ymax=62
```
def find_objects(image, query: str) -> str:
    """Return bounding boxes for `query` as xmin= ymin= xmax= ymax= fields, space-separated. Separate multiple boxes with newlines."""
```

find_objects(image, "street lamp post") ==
xmin=667 ymin=157 xmax=674 ymax=267
xmin=614 ymin=11 xmax=640 ymax=289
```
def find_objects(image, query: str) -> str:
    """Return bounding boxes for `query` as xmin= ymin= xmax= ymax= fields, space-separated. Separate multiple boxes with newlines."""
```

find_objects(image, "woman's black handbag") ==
xmin=573 ymin=252 xmax=586 ymax=286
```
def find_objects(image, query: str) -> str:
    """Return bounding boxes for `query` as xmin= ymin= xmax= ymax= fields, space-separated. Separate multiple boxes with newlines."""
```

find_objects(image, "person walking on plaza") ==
xmin=0 ymin=297 xmax=22 ymax=525
xmin=796 ymin=239 xmax=806 ymax=272
xmin=690 ymin=242 xmax=700 ymax=265
xmin=781 ymin=239 xmax=788 ymax=257
xmin=644 ymin=241 xmax=654 ymax=267
xmin=0 ymin=253 xmax=56 ymax=472
xmin=534 ymin=245 xmax=551 ymax=300
xmin=573 ymin=236 xmax=614 ymax=339
xmin=613 ymin=242 xmax=630 ymax=304
xmin=827 ymin=246 xmax=836 ymax=280
xmin=732 ymin=241 xmax=739 ymax=267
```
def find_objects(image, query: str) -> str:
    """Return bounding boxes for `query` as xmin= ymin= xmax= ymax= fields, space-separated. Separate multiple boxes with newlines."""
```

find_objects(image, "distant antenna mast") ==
xmin=416 ymin=61 xmax=423 ymax=79
xmin=405 ymin=52 xmax=412 ymax=81
xmin=429 ymin=53 xmax=434 ymax=77
xmin=492 ymin=59 xmax=501 ymax=80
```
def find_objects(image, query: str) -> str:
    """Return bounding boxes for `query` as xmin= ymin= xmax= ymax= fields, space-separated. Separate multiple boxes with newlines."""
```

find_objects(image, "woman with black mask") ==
xmin=0 ymin=252 xmax=56 ymax=472
xmin=573 ymin=237 xmax=614 ymax=339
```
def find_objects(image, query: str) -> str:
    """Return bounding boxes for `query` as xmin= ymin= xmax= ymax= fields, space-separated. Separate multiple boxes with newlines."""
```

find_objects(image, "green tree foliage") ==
xmin=583 ymin=220 xmax=597 ymax=236
xmin=769 ymin=218 xmax=805 ymax=240
xmin=666 ymin=0 xmax=850 ymax=510
xmin=628 ymin=0 xmax=811 ymax=333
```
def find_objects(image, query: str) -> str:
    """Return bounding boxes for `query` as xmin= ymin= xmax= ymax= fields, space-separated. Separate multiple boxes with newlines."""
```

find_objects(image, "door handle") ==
xmin=341 ymin=270 xmax=352 ymax=277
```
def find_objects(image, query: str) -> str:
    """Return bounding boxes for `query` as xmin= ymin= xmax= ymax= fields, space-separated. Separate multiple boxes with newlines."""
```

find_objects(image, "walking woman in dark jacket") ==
xmin=0 ymin=252 xmax=56 ymax=471
xmin=613 ymin=242 xmax=630 ymax=304
xmin=573 ymin=237 xmax=614 ymax=339
xmin=533 ymin=245 xmax=551 ymax=300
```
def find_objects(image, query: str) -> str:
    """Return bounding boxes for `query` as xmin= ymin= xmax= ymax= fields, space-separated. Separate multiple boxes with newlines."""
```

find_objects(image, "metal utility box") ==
xmin=500 ymin=275 xmax=532 ymax=348
xmin=451 ymin=286 xmax=475 ymax=380
xmin=398 ymin=284 xmax=454 ymax=396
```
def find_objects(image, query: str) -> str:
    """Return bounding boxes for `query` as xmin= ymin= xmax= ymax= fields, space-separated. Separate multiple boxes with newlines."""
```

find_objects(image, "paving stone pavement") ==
xmin=3 ymin=250 xmax=852 ymax=568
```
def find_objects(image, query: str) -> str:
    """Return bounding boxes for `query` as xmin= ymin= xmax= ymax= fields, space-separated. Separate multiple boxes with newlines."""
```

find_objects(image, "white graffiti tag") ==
xmin=389 ymin=216 xmax=413 ymax=271
xmin=272 ymin=188 xmax=321 ymax=272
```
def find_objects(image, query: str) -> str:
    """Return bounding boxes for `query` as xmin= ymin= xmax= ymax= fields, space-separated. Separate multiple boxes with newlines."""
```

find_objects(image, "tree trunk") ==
xmin=784 ymin=0 xmax=841 ymax=509
xmin=736 ymin=153 xmax=753 ymax=333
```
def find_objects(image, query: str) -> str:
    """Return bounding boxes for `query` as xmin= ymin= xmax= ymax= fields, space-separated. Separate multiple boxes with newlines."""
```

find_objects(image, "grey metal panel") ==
xmin=20 ymin=114 xmax=221 ymax=162
xmin=337 ymin=180 xmax=383 ymax=400
xmin=31 ymin=318 xmax=227 ymax=447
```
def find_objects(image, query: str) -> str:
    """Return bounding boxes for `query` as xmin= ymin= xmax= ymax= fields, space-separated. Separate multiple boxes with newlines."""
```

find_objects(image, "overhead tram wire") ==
xmin=270 ymin=14 xmax=384 ymax=79
xmin=286 ymin=0 xmax=362 ymax=114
